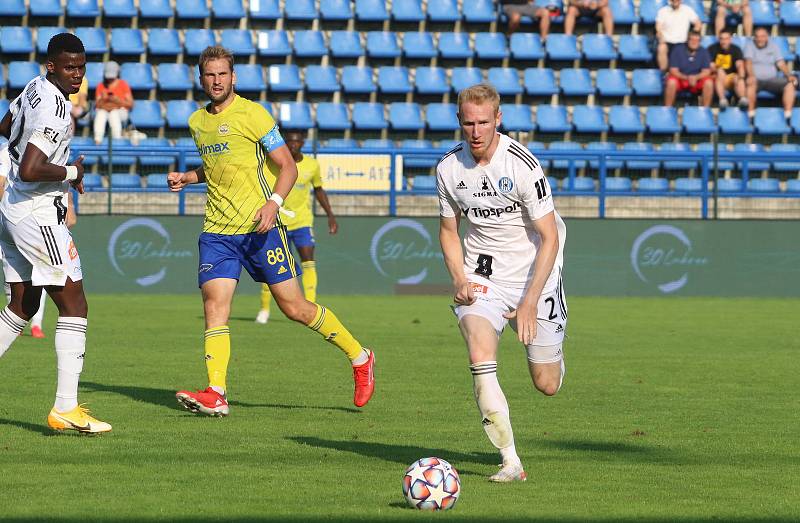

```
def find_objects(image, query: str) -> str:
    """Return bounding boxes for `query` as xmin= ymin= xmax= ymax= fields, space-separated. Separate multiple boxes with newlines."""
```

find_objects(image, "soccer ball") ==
xmin=402 ymin=457 xmax=461 ymax=510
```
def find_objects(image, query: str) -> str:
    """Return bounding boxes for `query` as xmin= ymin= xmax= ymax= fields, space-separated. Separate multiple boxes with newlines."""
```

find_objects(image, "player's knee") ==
xmin=534 ymin=379 xmax=560 ymax=397
xmin=282 ymin=299 xmax=315 ymax=324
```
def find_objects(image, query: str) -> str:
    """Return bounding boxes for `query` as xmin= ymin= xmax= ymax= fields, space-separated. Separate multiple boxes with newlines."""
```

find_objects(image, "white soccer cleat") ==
xmin=255 ymin=310 xmax=270 ymax=324
xmin=489 ymin=462 xmax=527 ymax=483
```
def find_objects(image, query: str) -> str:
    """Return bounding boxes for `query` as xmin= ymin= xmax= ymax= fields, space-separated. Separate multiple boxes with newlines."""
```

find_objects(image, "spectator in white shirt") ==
xmin=656 ymin=0 xmax=702 ymax=71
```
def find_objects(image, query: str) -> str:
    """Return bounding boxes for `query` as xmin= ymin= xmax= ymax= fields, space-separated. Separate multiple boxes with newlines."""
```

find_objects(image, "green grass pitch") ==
xmin=0 ymin=294 xmax=798 ymax=522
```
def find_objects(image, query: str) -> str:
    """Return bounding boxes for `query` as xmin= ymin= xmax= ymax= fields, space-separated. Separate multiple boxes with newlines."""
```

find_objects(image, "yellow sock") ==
xmin=301 ymin=261 xmax=317 ymax=302
xmin=205 ymin=326 xmax=230 ymax=392
xmin=260 ymin=283 xmax=272 ymax=313
xmin=306 ymin=304 xmax=363 ymax=361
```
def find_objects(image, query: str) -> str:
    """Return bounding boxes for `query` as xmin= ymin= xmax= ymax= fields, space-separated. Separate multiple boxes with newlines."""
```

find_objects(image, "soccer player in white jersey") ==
xmin=438 ymin=84 xmax=567 ymax=482
xmin=0 ymin=33 xmax=111 ymax=433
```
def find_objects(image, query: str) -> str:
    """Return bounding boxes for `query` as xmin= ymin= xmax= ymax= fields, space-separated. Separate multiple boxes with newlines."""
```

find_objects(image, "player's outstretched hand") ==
xmin=453 ymin=280 xmax=476 ymax=306
xmin=167 ymin=172 xmax=188 ymax=192
xmin=328 ymin=216 xmax=339 ymax=235
xmin=253 ymin=200 xmax=279 ymax=233
xmin=505 ymin=301 xmax=538 ymax=345
xmin=69 ymin=155 xmax=85 ymax=194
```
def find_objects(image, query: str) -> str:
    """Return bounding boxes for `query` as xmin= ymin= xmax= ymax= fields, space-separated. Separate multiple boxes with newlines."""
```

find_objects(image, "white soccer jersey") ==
xmin=437 ymin=133 xmax=566 ymax=290
xmin=1 ymin=75 xmax=73 ymax=226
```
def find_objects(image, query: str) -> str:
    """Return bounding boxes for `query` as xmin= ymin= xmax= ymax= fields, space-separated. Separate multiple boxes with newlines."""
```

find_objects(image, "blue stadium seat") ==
xmin=462 ymin=0 xmax=496 ymax=23
xmin=36 ymin=27 xmax=66 ymax=54
xmin=788 ymin=180 xmax=800 ymax=193
xmin=524 ymin=68 xmax=558 ymax=96
xmin=770 ymin=36 xmax=794 ymax=62
xmin=682 ymin=106 xmax=717 ymax=134
xmin=674 ymin=177 xmax=703 ymax=193
xmin=362 ymin=139 xmax=395 ymax=149
xmin=320 ymin=0 xmax=352 ymax=19
xmin=277 ymin=102 xmax=313 ymax=130
xmin=451 ymin=67 xmax=483 ymax=93
xmin=718 ymin=108 xmax=753 ymax=134
xmin=356 ymin=0 xmax=389 ymax=21
xmin=754 ymin=107 xmax=791 ymax=135
xmin=747 ymin=178 xmax=780 ymax=193
xmin=427 ymin=0 xmax=460 ymax=22
xmin=792 ymin=108 xmax=800 ymax=134
xmin=559 ymin=68 xmax=594 ymax=96
xmin=474 ymin=33 xmax=508 ymax=60
xmin=321 ymin=138 xmax=358 ymax=151
xmin=166 ymin=101 xmax=197 ymax=129
xmin=659 ymin=142 xmax=696 ymax=170
xmin=378 ymin=66 xmax=412 ymax=94
xmin=587 ymin=142 xmax=623 ymax=169
xmin=293 ymin=31 xmax=326 ymax=58
xmin=527 ymin=141 xmax=549 ymax=169
xmin=426 ymin=103 xmax=459 ymax=131
xmin=770 ymin=144 xmax=800 ymax=172
xmin=129 ymin=101 xmax=164 ymax=129
xmin=697 ymin=142 xmax=735 ymax=171
xmin=609 ymin=105 xmax=644 ymax=133
xmin=415 ymin=67 xmax=449 ymax=94
xmin=403 ymin=32 xmax=436 ymax=59
xmin=0 ymin=27 xmax=34 ymax=55
xmin=439 ymin=32 xmax=473 ymax=59
xmin=269 ymin=65 xmax=303 ymax=92
xmin=582 ymin=34 xmax=617 ymax=61
xmin=140 ymin=0 xmax=173 ymax=18
xmin=680 ymin=0 xmax=707 ymax=22
xmin=8 ymin=62 xmax=40 ymax=90
xmin=234 ymin=64 xmax=266 ymax=92
xmin=550 ymin=142 xmax=586 ymax=169
xmin=82 ymin=174 xmax=103 ymax=190
xmin=330 ymin=31 xmax=364 ymax=58
xmin=0 ymin=100 xmax=8 ymax=115
xmin=138 ymin=139 xmax=174 ymax=168
xmin=0 ymin=0 xmax=26 ymax=16
xmin=85 ymin=62 xmax=103 ymax=89
xmin=596 ymin=69 xmax=631 ymax=97
xmin=148 ymin=29 xmax=181 ymax=56
xmin=342 ymin=66 xmax=376 ymax=93
xmin=717 ymin=178 xmax=744 ymax=192
xmin=176 ymin=0 xmax=210 ymax=19
xmin=316 ymin=103 xmax=351 ymax=131
xmin=67 ymin=0 xmax=100 ymax=17
xmin=111 ymin=29 xmax=145 ymax=56
xmin=250 ymin=0 xmax=281 ymax=19
xmin=145 ymin=173 xmax=169 ymax=187
xmin=546 ymin=34 xmax=580 ymax=61
xmin=568 ymin=177 xmax=596 ymax=192
xmin=285 ymin=0 xmax=317 ymax=19
xmin=632 ymin=69 xmax=663 ymax=97
xmin=623 ymin=142 xmax=659 ymax=170
xmin=353 ymin=103 xmax=388 ymax=130
xmin=438 ymin=140 xmax=461 ymax=151
xmin=158 ymin=63 xmax=194 ymax=91
xmin=31 ymin=0 xmax=62 ymax=16
xmin=619 ymin=35 xmax=652 ymax=62
xmin=411 ymin=174 xmax=438 ymax=190
xmin=734 ymin=143 xmax=770 ymax=171
xmin=75 ymin=27 xmax=107 ymax=55
xmin=488 ymin=68 xmax=522 ymax=96
xmin=638 ymin=177 xmax=669 ymax=192
xmin=213 ymin=0 xmax=245 ymax=19
xmin=646 ymin=106 xmax=680 ymax=134
xmin=221 ymin=30 xmax=255 ymax=55
xmin=257 ymin=30 xmax=291 ymax=57
xmin=390 ymin=103 xmax=424 ymax=130
xmin=609 ymin=0 xmax=639 ymax=24
xmin=500 ymin=104 xmax=534 ymax=132
xmin=121 ymin=63 xmax=155 ymax=91
xmin=751 ymin=0 xmax=779 ymax=26
xmin=780 ymin=0 xmax=800 ymax=27
xmin=572 ymin=105 xmax=608 ymax=133
xmin=305 ymin=65 xmax=339 ymax=93
xmin=367 ymin=32 xmax=401 ymax=58
xmin=393 ymin=0 xmax=424 ymax=21
xmin=70 ymin=137 xmax=96 ymax=166
xmin=536 ymin=105 xmax=570 ymax=133
xmin=103 ymin=139 xmax=137 ymax=168
xmin=605 ymin=176 xmax=633 ymax=191
xmin=701 ymin=35 xmax=717 ymax=49
xmin=185 ymin=29 xmax=216 ymax=56
xmin=110 ymin=174 xmax=142 ymax=189
xmin=510 ymin=33 xmax=545 ymax=61
xmin=104 ymin=0 xmax=136 ymax=17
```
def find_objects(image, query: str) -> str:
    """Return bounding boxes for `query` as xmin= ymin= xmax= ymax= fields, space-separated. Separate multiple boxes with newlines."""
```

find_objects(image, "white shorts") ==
xmin=0 ymin=213 xmax=82 ymax=287
xmin=455 ymin=272 xmax=567 ymax=348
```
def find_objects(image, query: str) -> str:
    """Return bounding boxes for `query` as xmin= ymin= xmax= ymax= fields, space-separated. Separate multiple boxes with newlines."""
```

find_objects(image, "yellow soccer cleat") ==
xmin=47 ymin=404 xmax=112 ymax=434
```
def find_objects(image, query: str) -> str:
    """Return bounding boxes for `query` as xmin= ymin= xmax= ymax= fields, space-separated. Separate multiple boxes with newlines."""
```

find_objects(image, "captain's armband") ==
xmin=259 ymin=125 xmax=286 ymax=153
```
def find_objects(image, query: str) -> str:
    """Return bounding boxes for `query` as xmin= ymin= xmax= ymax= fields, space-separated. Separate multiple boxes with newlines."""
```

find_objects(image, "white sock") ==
xmin=31 ymin=292 xmax=46 ymax=329
xmin=470 ymin=361 xmax=521 ymax=466
xmin=54 ymin=317 xmax=87 ymax=413
xmin=351 ymin=348 xmax=369 ymax=366
xmin=0 ymin=307 xmax=27 ymax=358
xmin=210 ymin=386 xmax=225 ymax=396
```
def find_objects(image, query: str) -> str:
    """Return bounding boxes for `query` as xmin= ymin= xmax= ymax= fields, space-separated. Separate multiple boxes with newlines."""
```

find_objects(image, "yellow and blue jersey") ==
xmin=281 ymin=155 xmax=322 ymax=231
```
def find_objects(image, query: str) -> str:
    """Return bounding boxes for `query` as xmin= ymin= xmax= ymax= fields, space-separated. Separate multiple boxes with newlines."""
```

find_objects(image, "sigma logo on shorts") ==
xmin=474 ymin=254 xmax=493 ymax=277
xmin=218 ymin=123 xmax=230 ymax=136
xmin=498 ymin=177 xmax=513 ymax=193
xmin=473 ymin=175 xmax=498 ymax=198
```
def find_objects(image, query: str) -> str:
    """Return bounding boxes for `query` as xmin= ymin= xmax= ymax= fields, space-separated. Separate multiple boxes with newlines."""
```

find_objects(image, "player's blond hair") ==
xmin=457 ymin=83 xmax=500 ymax=115
xmin=198 ymin=46 xmax=234 ymax=74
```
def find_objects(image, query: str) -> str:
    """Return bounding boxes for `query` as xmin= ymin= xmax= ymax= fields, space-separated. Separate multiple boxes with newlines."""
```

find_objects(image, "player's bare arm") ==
xmin=18 ymin=142 xmax=85 ymax=193
xmin=313 ymin=186 xmax=338 ymax=234
xmin=439 ymin=215 xmax=475 ymax=306
xmin=0 ymin=111 xmax=11 ymax=138
xmin=168 ymin=165 xmax=205 ymax=191
xmin=252 ymin=143 xmax=298 ymax=234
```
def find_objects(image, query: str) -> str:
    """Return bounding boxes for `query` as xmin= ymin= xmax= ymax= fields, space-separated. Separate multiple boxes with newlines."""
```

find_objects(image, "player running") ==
xmin=171 ymin=46 xmax=374 ymax=416
xmin=437 ymin=84 xmax=567 ymax=482
xmin=256 ymin=128 xmax=338 ymax=323
xmin=0 ymin=33 xmax=111 ymax=433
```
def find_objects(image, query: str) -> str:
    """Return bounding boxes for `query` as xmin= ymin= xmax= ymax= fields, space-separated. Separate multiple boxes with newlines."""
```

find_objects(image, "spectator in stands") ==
xmin=708 ymin=28 xmax=748 ymax=109
xmin=69 ymin=76 xmax=88 ymax=132
xmin=93 ymin=61 xmax=133 ymax=145
xmin=501 ymin=0 xmax=558 ymax=40
xmin=664 ymin=30 xmax=714 ymax=107
xmin=656 ymin=0 xmax=702 ymax=71
xmin=744 ymin=26 xmax=798 ymax=120
xmin=715 ymin=0 xmax=752 ymax=38
xmin=564 ymin=0 xmax=614 ymax=37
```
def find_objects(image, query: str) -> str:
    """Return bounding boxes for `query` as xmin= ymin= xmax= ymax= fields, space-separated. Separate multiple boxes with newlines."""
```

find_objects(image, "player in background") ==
xmin=438 ymin=84 xmax=567 ymax=482
xmin=256 ymin=128 xmax=338 ymax=324
xmin=0 ymin=33 xmax=111 ymax=433
xmin=171 ymin=46 xmax=374 ymax=416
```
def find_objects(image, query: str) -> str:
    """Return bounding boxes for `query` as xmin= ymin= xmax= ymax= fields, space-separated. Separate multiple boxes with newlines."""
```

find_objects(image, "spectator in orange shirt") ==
xmin=93 ymin=61 xmax=133 ymax=144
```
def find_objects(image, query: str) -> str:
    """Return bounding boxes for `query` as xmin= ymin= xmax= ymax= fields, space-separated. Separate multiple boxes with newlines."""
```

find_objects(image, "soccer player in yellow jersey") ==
xmin=170 ymin=46 xmax=375 ymax=415
xmin=256 ymin=129 xmax=338 ymax=324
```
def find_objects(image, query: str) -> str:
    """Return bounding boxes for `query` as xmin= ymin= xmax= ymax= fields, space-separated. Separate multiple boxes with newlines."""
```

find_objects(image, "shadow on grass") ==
xmin=535 ymin=437 xmax=683 ymax=464
xmin=5 ymin=517 xmax=798 ymax=522
xmin=0 ymin=417 xmax=57 ymax=436
xmin=229 ymin=400 xmax=360 ymax=413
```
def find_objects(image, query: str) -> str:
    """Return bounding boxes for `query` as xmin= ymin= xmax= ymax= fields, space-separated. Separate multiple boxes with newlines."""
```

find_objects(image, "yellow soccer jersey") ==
xmin=188 ymin=95 xmax=284 ymax=235
xmin=281 ymin=155 xmax=322 ymax=231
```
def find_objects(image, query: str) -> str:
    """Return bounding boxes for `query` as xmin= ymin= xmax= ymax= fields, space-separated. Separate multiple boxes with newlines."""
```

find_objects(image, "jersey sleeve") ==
xmin=516 ymin=161 xmax=554 ymax=221
xmin=26 ymin=100 xmax=71 ymax=159
xmin=310 ymin=158 xmax=323 ymax=188
xmin=0 ymin=140 xmax=10 ymax=179
xmin=436 ymin=164 xmax=458 ymax=218
xmin=247 ymin=103 xmax=286 ymax=154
